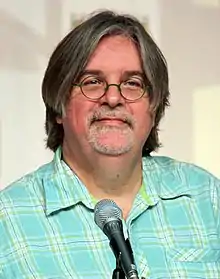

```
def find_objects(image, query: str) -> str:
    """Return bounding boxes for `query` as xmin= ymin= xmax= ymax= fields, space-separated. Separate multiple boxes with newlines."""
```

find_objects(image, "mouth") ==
xmin=99 ymin=117 xmax=124 ymax=122
xmin=90 ymin=113 xmax=133 ymax=128
xmin=95 ymin=117 xmax=128 ymax=126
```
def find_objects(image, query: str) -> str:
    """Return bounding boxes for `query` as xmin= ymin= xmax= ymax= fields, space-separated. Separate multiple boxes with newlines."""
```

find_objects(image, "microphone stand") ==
xmin=112 ymin=253 xmax=125 ymax=279
xmin=111 ymin=239 xmax=140 ymax=279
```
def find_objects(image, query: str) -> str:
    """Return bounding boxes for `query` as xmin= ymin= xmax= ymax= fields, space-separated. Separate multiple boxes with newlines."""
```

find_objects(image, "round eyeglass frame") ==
xmin=73 ymin=76 xmax=148 ymax=102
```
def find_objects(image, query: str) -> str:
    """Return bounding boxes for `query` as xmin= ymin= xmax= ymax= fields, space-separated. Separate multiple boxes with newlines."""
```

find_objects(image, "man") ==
xmin=0 ymin=10 xmax=219 ymax=279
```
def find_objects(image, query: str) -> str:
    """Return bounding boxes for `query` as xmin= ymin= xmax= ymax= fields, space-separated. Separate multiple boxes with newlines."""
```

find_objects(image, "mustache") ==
xmin=89 ymin=109 xmax=134 ymax=126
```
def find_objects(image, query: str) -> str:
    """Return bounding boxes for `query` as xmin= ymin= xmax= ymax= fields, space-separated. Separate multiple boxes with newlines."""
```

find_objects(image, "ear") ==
xmin=56 ymin=117 xmax=63 ymax=124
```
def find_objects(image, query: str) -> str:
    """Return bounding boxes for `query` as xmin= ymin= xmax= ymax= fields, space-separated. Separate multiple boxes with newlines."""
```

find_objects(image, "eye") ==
xmin=81 ymin=76 xmax=103 ymax=86
xmin=122 ymin=78 xmax=143 ymax=88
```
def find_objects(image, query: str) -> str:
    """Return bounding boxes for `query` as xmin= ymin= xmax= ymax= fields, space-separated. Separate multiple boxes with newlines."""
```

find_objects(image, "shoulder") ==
xmin=146 ymin=155 xmax=220 ymax=235
xmin=0 ymin=161 xmax=54 ymax=269
xmin=142 ymin=155 xmax=220 ymax=195
xmin=142 ymin=155 xmax=220 ymax=233
xmin=144 ymin=155 xmax=219 ymax=181
xmin=0 ymin=161 xmax=54 ymax=248
xmin=0 ymin=161 xmax=54 ymax=205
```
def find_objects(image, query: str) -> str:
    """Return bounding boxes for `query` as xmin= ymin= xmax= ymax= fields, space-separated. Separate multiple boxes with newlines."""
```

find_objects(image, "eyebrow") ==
xmin=123 ymin=70 xmax=144 ymax=78
xmin=79 ymin=69 xmax=145 ymax=79
xmin=80 ymin=70 xmax=103 ymax=77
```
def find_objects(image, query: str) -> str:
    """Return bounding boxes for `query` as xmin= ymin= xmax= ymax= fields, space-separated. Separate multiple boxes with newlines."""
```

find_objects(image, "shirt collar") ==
xmin=43 ymin=147 xmax=94 ymax=216
xmin=43 ymin=149 xmax=193 ymax=216
xmin=141 ymin=156 xmax=193 ymax=204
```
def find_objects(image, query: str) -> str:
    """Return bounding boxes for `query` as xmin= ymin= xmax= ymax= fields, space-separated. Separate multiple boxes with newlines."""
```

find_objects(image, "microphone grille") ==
xmin=94 ymin=199 xmax=122 ymax=230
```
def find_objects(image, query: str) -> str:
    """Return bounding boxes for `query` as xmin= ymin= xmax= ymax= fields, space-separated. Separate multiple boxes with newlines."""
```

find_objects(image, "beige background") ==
xmin=0 ymin=0 xmax=219 ymax=188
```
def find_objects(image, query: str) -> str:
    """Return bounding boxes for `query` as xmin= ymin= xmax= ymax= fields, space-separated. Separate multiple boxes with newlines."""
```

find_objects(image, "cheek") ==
xmin=63 ymin=99 xmax=92 ymax=135
xmin=136 ymin=113 xmax=154 ymax=138
xmin=65 ymin=111 xmax=83 ymax=135
xmin=132 ymin=102 xmax=154 ymax=132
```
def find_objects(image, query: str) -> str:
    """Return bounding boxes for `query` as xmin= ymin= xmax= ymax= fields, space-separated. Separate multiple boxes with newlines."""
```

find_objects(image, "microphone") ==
xmin=94 ymin=199 xmax=139 ymax=279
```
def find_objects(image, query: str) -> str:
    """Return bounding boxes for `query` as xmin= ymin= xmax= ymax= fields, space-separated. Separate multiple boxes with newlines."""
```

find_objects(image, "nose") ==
xmin=99 ymin=84 xmax=125 ymax=108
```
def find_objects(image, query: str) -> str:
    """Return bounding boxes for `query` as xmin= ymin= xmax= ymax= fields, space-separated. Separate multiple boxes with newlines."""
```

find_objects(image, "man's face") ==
xmin=59 ymin=35 xmax=154 ymax=157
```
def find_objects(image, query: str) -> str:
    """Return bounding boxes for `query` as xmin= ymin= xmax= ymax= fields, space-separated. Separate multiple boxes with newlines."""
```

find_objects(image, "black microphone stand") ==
xmin=112 ymin=253 xmax=125 ymax=279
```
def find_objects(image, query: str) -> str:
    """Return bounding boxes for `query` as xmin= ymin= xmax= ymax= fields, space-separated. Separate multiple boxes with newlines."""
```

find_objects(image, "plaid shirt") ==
xmin=0 ymin=147 xmax=219 ymax=279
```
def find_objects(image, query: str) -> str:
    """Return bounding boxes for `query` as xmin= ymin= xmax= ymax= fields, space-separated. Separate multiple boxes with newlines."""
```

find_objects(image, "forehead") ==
xmin=85 ymin=35 xmax=142 ymax=73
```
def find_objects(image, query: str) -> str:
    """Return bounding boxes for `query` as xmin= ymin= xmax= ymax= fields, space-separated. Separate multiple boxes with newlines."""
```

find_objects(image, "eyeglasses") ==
xmin=73 ymin=75 xmax=148 ymax=101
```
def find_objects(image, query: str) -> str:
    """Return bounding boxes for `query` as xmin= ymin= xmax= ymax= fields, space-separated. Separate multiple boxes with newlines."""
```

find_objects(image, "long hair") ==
xmin=42 ymin=10 xmax=170 ymax=156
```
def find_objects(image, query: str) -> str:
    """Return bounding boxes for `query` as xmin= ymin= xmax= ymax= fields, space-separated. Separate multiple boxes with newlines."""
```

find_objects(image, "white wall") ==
xmin=0 ymin=0 xmax=219 ymax=188
xmin=0 ymin=0 xmax=65 ymax=187
xmin=158 ymin=0 xmax=220 ymax=176
xmin=193 ymin=85 xmax=220 ymax=176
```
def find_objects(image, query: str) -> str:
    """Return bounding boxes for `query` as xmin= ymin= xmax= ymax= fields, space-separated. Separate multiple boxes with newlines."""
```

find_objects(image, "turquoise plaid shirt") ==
xmin=0 ymin=147 xmax=219 ymax=279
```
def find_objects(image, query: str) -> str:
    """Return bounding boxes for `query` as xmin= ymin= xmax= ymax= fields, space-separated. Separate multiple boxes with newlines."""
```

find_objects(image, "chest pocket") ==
xmin=167 ymin=247 xmax=220 ymax=263
xmin=164 ymin=247 xmax=220 ymax=279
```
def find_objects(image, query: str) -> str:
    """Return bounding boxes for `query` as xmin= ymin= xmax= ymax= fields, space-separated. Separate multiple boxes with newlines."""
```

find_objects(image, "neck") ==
xmin=62 ymin=144 xmax=143 ymax=218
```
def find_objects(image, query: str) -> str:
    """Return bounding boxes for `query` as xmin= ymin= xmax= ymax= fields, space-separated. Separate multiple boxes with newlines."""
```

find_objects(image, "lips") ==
xmin=98 ymin=117 xmax=125 ymax=122
xmin=94 ymin=117 xmax=130 ymax=128
xmin=90 ymin=113 xmax=133 ymax=127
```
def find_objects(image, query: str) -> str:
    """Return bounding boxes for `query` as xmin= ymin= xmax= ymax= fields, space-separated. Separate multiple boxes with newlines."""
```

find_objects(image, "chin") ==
xmin=88 ymin=130 xmax=135 ymax=156
xmin=91 ymin=143 xmax=133 ymax=156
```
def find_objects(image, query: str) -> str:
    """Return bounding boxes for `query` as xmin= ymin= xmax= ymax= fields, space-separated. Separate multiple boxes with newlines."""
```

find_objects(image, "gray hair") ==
xmin=42 ymin=10 xmax=170 ymax=156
